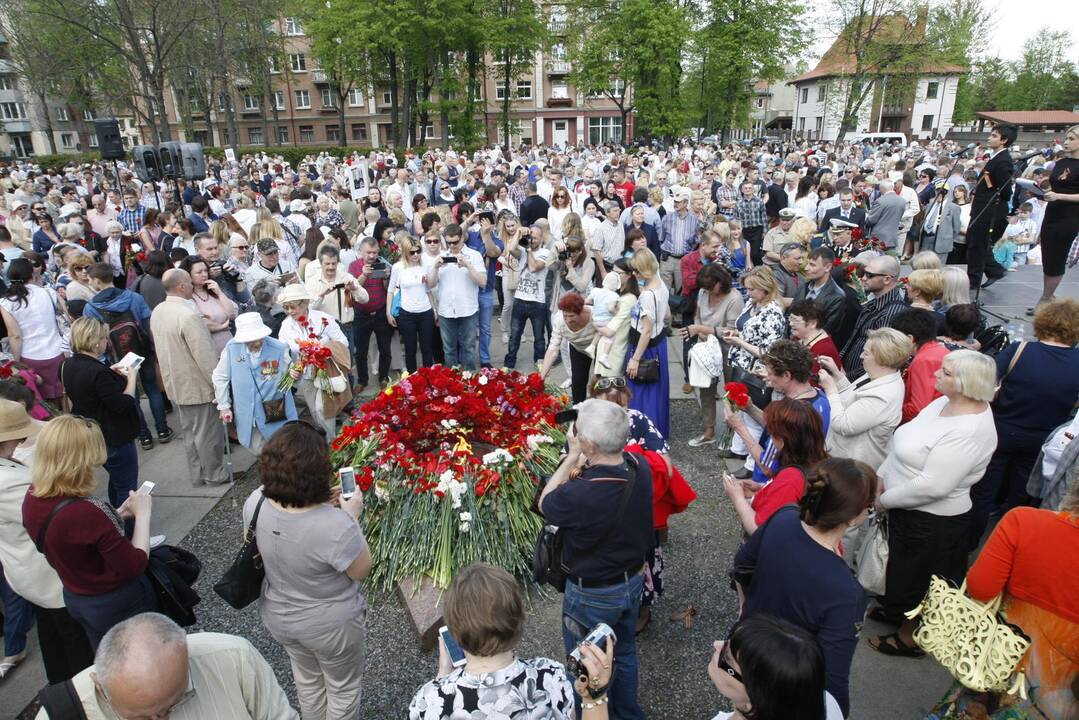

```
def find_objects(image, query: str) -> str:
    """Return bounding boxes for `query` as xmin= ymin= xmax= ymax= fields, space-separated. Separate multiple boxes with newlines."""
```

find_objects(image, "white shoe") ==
xmin=150 ymin=534 xmax=167 ymax=549
xmin=560 ymin=379 xmax=572 ymax=389
xmin=687 ymin=434 xmax=717 ymax=447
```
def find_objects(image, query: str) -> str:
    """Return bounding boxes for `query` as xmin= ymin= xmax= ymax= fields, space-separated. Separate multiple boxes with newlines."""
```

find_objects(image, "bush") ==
xmin=27 ymin=151 xmax=102 ymax=170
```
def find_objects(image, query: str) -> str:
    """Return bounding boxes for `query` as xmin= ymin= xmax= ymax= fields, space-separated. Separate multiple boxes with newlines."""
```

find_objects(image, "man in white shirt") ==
xmin=388 ymin=168 xmax=415 ymax=220
xmin=245 ymin=239 xmax=295 ymax=287
xmin=39 ymin=613 xmax=297 ymax=720
xmin=502 ymin=230 xmax=554 ymax=369
xmin=427 ymin=223 xmax=486 ymax=370
xmin=590 ymin=201 xmax=626 ymax=282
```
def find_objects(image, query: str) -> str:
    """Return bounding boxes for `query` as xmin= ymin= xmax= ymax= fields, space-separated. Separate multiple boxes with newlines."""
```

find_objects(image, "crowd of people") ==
xmin=0 ymin=124 xmax=1077 ymax=720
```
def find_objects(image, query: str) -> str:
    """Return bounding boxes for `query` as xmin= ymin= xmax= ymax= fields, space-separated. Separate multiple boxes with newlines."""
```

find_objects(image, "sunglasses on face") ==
xmin=592 ymin=376 xmax=627 ymax=393
xmin=858 ymin=269 xmax=890 ymax=279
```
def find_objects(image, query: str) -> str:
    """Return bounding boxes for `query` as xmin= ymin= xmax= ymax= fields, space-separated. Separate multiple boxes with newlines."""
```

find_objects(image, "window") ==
xmin=289 ymin=53 xmax=306 ymax=72
xmin=277 ymin=126 xmax=289 ymax=144
xmin=326 ymin=125 xmax=340 ymax=142
xmin=218 ymin=92 xmax=229 ymax=110
xmin=496 ymin=83 xmax=510 ymax=101
xmin=798 ymin=117 xmax=805 ymax=131
xmin=0 ymin=76 xmax=12 ymax=91
xmin=284 ymin=17 xmax=303 ymax=36
xmin=61 ymin=132 xmax=74 ymax=148
xmin=89 ymin=133 xmax=99 ymax=148
xmin=817 ymin=85 xmax=825 ymax=102
xmin=299 ymin=125 xmax=315 ymax=142
xmin=220 ymin=129 xmax=232 ymax=145
xmin=243 ymin=94 xmax=260 ymax=111
xmin=800 ymin=87 xmax=808 ymax=104
xmin=443 ymin=89 xmax=457 ymax=101
xmin=82 ymin=109 xmax=94 ymax=120
xmin=755 ymin=97 xmax=765 ymax=109
xmin=294 ymin=90 xmax=310 ymax=109
xmin=588 ymin=116 xmax=622 ymax=145
xmin=56 ymin=107 xmax=69 ymax=121
xmin=351 ymin=123 xmax=368 ymax=142
xmin=321 ymin=88 xmax=335 ymax=108
xmin=421 ymin=124 xmax=436 ymax=138
xmin=381 ymin=90 xmax=392 ymax=105
xmin=921 ymin=114 xmax=934 ymax=131
xmin=268 ymin=56 xmax=279 ymax=74
xmin=814 ymin=116 xmax=823 ymax=134
xmin=551 ymin=82 xmax=568 ymax=99
xmin=273 ymin=91 xmax=285 ymax=111
xmin=248 ymin=127 xmax=264 ymax=145
xmin=0 ymin=102 xmax=26 ymax=120
xmin=348 ymin=88 xmax=363 ymax=106
xmin=611 ymin=79 xmax=625 ymax=97
xmin=516 ymin=80 xmax=532 ymax=99
xmin=926 ymin=81 xmax=939 ymax=100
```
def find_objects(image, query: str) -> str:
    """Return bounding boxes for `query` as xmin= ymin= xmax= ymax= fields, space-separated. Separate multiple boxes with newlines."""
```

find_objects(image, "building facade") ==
xmin=148 ymin=14 xmax=631 ymax=150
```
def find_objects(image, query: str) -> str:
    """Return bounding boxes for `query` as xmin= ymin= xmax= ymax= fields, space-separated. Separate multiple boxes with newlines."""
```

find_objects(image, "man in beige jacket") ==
xmin=151 ymin=269 xmax=229 ymax=486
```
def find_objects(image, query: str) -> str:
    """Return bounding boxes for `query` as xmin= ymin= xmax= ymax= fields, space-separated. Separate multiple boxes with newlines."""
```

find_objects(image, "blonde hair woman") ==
xmin=788 ymin=217 xmax=818 ymax=249
xmin=909 ymin=251 xmax=943 ymax=270
xmin=723 ymin=266 xmax=786 ymax=372
xmin=22 ymin=415 xmax=158 ymax=649
xmin=939 ymin=266 xmax=970 ymax=311
xmin=626 ymin=248 xmax=671 ymax=438
xmin=496 ymin=212 xmax=527 ymax=343
xmin=904 ymin=269 xmax=943 ymax=311
xmin=387 ymin=233 xmax=437 ymax=371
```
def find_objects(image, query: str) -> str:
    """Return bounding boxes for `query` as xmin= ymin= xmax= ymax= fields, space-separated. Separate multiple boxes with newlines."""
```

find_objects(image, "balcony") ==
xmin=313 ymin=69 xmax=328 ymax=83
xmin=548 ymin=60 xmax=570 ymax=75
xmin=546 ymin=97 xmax=572 ymax=108
xmin=880 ymin=105 xmax=908 ymax=117
xmin=240 ymin=106 xmax=261 ymax=115
xmin=320 ymin=104 xmax=339 ymax=113
xmin=548 ymin=20 xmax=567 ymax=33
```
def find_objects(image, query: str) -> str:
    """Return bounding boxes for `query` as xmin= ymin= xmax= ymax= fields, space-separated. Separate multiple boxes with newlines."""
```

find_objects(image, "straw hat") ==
xmin=276 ymin=284 xmax=312 ymax=305
xmin=0 ymin=398 xmax=41 ymax=443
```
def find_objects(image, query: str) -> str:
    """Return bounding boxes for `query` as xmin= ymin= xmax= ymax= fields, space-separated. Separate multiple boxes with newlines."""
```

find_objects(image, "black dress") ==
xmin=1040 ymin=157 xmax=1079 ymax=277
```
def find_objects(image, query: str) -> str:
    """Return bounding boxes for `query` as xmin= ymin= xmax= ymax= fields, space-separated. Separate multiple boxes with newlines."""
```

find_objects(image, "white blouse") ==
xmin=388 ymin=262 xmax=433 ymax=314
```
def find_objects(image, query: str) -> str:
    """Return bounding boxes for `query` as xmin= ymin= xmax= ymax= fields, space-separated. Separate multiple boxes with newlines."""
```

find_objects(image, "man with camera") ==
xmin=426 ymin=223 xmax=486 ymax=370
xmin=502 ymin=223 xmax=555 ymax=370
xmin=244 ymin=239 xmax=296 ymax=287
xmin=539 ymin=399 xmax=654 ymax=720
xmin=195 ymin=232 xmax=251 ymax=307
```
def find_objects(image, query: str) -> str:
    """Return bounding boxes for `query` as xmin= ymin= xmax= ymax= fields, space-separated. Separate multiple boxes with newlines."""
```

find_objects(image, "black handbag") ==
xmin=146 ymin=544 xmax=202 ymax=627
xmin=532 ymin=453 xmax=639 ymax=592
xmin=728 ymin=365 xmax=772 ymax=408
xmin=248 ymin=363 xmax=288 ymax=423
xmin=213 ymin=496 xmax=265 ymax=609
xmin=628 ymin=291 xmax=663 ymax=384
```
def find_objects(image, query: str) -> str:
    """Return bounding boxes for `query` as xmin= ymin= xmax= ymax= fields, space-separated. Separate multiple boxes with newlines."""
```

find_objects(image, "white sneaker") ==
xmin=687 ymin=435 xmax=717 ymax=447
xmin=150 ymin=534 xmax=167 ymax=549
xmin=560 ymin=379 xmax=572 ymax=389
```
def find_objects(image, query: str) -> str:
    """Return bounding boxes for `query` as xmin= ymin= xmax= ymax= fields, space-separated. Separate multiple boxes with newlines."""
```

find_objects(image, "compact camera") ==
xmin=566 ymin=623 xmax=617 ymax=680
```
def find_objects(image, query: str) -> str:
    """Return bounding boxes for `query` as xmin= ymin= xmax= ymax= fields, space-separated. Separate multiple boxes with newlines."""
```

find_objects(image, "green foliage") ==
xmin=23 ymin=152 xmax=102 ymax=169
xmin=962 ymin=29 xmax=1079 ymax=117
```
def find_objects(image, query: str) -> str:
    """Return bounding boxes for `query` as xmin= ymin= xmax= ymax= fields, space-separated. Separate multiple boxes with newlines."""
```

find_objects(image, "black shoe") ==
xmin=157 ymin=428 xmax=174 ymax=444
xmin=481 ymin=363 xmax=493 ymax=369
xmin=733 ymin=467 xmax=753 ymax=479
xmin=139 ymin=436 xmax=154 ymax=451
xmin=718 ymin=449 xmax=747 ymax=460
xmin=980 ymin=276 xmax=1002 ymax=289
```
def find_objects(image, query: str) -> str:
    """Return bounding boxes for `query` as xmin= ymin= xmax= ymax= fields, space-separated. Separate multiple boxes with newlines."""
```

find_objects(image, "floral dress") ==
xmin=729 ymin=300 xmax=787 ymax=372
xmin=408 ymin=656 xmax=575 ymax=720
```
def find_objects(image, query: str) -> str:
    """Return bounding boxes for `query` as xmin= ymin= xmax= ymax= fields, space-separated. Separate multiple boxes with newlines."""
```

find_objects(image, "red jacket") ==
xmin=680 ymin=251 xmax=705 ymax=297
xmin=626 ymin=444 xmax=697 ymax=529
xmin=902 ymin=340 xmax=949 ymax=423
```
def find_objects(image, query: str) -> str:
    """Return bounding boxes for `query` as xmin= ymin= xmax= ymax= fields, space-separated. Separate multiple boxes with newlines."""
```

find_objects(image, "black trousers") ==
xmin=744 ymin=225 xmax=765 ymax=266
xmin=33 ymin=604 xmax=94 ymax=683
xmin=569 ymin=344 xmax=592 ymax=404
xmin=64 ymin=575 xmax=159 ymax=650
xmin=352 ymin=310 xmax=394 ymax=385
xmin=965 ymin=204 xmax=1007 ymax=285
xmin=968 ymin=430 xmax=1039 ymax=550
xmin=881 ymin=508 xmax=971 ymax=621
xmin=397 ymin=308 xmax=435 ymax=372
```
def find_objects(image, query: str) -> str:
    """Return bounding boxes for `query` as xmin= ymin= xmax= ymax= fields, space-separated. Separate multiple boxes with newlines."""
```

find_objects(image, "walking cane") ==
xmin=222 ymin=420 xmax=234 ymax=484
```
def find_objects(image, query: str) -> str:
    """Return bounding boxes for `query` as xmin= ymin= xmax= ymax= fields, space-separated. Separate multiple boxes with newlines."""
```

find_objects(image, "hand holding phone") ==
xmin=137 ymin=481 xmax=156 ymax=495
xmin=338 ymin=466 xmax=357 ymax=499
xmin=439 ymin=626 xmax=468 ymax=670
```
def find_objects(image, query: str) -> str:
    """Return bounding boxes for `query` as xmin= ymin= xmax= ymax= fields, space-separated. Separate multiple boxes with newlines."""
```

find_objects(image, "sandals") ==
xmin=868 ymin=632 xmax=925 ymax=658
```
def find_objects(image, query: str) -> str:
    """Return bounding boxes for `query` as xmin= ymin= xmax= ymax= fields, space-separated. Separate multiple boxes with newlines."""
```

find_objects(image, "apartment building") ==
xmin=150 ymin=13 xmax=631 ymax=149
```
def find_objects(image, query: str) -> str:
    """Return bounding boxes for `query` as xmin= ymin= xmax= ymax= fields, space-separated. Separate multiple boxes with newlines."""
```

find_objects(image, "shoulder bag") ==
xmin=907 ymin=576 xmax=1030 ymax=696
xmin=533 ymin=453 xmax=639 ymax=592
xmin=627 ymin=292 xmax=662 ymax=382
xmin=37 ymin=679 xmax=88 ymax=720
xmin=854 ymin=512 xmax=888 ymax=596
xmin=213 ymin=495 xmax=266 ymax=609
xmin=246 ymin=362 xmax=287 ymax=424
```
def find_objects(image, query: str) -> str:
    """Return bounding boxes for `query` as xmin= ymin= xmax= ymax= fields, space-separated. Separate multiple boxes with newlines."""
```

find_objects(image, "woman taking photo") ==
xmin=22 ymin=416 xmax=157 ymax=648
xmin=868 ymin=350 xmax=998 ymax=659
xmin=708 ymin=615 xmax=844 ymax=720
xmin=817 ymin=329 xmax=909 ymax=470
xmin=242 ymin=421 xmax=370 ymax=719
xmin=409 ymin=563 xmax=606 ymax=720
xmin=625 ymin=248 xmax=670 ymax=439
xmin=180 ymin=254 xmax=238 ymax=354
xmin=683 ymin=264 xmax=743 ymax=447
xmin=970 ymin=298 xmax=1079 ymax=549
xmin=61 ymin=318 xmax=141 ymax=507
xmin=387 ymin=235 xmax=437 ymax=372
xmin=0 ymin=258 xmax=66 ymax=406
xmin=1029 ymin=123 xmax=1079 ymax=313
xmin=723 ymin=399 xmax=829 ymax=535
xmin=734 ymin=457 xmax=876 ymax=717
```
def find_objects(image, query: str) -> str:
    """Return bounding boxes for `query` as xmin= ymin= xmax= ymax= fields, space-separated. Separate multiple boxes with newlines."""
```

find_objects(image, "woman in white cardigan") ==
xmin=817 ymin=328 xmax=911 ymax=470
xmin=866 ymin=349 xmax=998 ymax=659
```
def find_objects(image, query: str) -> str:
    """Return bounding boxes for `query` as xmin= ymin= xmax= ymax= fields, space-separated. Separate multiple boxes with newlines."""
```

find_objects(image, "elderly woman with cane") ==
xmin=212 ymin=313 xmax=299 ymax=454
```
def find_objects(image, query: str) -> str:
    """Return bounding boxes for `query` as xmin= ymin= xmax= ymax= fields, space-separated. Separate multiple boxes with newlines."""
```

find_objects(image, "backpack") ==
xmin=98 ymin=307 xmax=150 ymax=362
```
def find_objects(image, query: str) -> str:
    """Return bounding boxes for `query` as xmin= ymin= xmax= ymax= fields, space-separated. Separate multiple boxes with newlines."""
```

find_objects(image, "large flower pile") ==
xmin=331 ymin=365 xmax=567 ymax=590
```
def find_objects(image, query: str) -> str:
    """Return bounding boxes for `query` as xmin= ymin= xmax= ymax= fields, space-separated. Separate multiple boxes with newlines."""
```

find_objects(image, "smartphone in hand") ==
xmin=439 ymin=626 xmax=468 ymax=668
xmin=338 ymin=466 xmax=357 ymax=499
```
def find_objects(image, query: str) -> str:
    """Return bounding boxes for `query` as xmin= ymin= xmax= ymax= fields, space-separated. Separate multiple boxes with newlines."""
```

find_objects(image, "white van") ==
xmin=849 ymin=132 xmax=909 ymax=146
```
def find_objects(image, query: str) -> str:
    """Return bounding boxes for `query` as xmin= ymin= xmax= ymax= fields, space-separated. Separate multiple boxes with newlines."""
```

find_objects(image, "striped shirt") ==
xmin=734 ymin=197 xmax=767 ymax=229
xmin=659 ymin=210 xmax=700 ymax=257
xmin=117 ymin=205 xmax=145 ymax=234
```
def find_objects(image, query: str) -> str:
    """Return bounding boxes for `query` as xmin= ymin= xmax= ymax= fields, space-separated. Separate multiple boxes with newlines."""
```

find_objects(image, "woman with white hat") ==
xmin=276 ymin=284 xmax=349 ymax=439
xmin=5 ymin=201 xmax=32 ymax=251
xmin=212 ymin=312 xmax=298 ymax=453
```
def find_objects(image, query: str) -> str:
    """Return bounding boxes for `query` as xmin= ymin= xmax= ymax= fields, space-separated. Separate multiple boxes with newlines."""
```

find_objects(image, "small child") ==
xmin=993 ymin=215 xmax=1019 ymax=271
xmin=586 ymin=272 xmax=622 ymax=370
xmin=1003 ymin=202 xmax=1037 ymax=268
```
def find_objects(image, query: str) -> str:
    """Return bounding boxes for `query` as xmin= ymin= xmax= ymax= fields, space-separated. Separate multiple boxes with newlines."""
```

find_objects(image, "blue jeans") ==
xmin=562 ymin=573 xmax=645 ymax=720
xmin=439 ymin=312 xmax=478 ymax=370
xmin=477 ymin=290 xmax=495 ymax=365
xmin=105 ymin=442 xmax=139 ymax=508
xmin=135 ymin=361 xmax=168 ymax=439
xmin=0 ymin=566 xmax=33 ymax=657
xmin=503 ymin=299 xmax=548 ymax=369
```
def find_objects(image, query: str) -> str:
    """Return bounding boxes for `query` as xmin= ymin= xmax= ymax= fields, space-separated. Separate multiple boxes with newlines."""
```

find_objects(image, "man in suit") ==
xmin=150 ymin=269 xmax=230 ymax=487
xmin=865 ymin=179 xmax=907 ymax=249
xmin=966 ymin=123 xmax=1017 ymax=290
xmin=793 ymin=244 xmax=849 ymax=345
xmin=819 ymin=189 xmax=867 ymax=238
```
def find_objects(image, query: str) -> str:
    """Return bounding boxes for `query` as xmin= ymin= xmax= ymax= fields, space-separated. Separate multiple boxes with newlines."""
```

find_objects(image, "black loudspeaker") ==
xmin=180 ymin=143 xmax=206 ymax=181
xmin=158 ymin=141 xmax=183 ymax=178
xmin=94 ymin=118 xmax=125 ymax=160
xmin=132 ymin=145 xmax=161 ymax=182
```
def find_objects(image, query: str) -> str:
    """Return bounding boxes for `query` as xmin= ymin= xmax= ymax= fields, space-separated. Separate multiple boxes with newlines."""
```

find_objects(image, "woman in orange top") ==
xmin=929 ymin=475 xmax=1079 ymax=719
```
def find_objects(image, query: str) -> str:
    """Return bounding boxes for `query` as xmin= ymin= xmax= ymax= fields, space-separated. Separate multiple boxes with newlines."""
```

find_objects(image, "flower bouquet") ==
xmin=278 ymin=316 xmax=337 ymax=392
xmin=331 ymin=365 xmax=568 ymax=590
xmin=717 ymin=381 xmax=752 ymax=454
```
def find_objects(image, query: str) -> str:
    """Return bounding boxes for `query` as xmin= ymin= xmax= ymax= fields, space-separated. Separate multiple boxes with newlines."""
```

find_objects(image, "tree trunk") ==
xmin=438 ymin=48 xmax=451 ymax=143
xmin=403 ymin=75 xmax=417 ymax=147
xmin=500 ymin=56 xmax=513 ymax=150
xmin=387 ymin=51 xmax=401 ymax=147
xmin=36 ymin=91 xmax=57 ymax=154
xmin=336 ymin=82 xmax=348 ymax=147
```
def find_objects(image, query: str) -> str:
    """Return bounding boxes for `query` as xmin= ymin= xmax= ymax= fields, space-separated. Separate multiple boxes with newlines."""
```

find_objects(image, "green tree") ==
xmin=487 ymin=0 xmax=545 ymax=149
xmin=925 ymin=0 xmax=994 ymax=124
